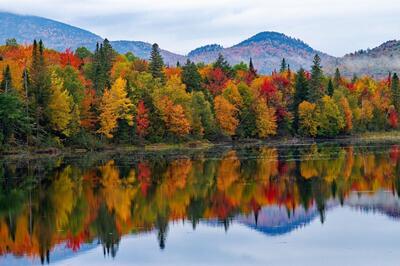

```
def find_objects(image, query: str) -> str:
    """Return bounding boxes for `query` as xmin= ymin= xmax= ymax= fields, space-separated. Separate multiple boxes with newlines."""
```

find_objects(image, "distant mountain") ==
xmin=0 ymin=12 xmax=103 ymax=50
xmin=325 ymin=40 xmax=400 ymax=78
xmin=188 ymin=32 xmax=335 ymax=74
xmin=2 ymin=12 xmax=400 ymax=77
xmin=110 ymin=40 xmax=186 ymax=65
xmin=0 ymin=12 xmax=184 ymax=65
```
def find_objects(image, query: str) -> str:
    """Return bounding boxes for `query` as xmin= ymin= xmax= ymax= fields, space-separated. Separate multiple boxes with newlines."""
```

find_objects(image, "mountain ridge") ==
xmin=0 ymin=11 xmax=398 ymax=77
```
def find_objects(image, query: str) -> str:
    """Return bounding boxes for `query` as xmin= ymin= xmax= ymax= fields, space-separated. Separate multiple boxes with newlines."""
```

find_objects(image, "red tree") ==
xmin=136 ymin=100 xmax=150 ymax=138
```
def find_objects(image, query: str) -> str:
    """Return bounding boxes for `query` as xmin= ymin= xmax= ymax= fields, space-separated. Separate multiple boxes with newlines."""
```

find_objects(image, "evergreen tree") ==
xmin=292 ymin=68 xmax=309 ymax=132
xmin=327 ymin=78 xmax=334 ymax=96
xmin=182 ymin=60 xmax=202 ymax=92
xmin=91 ymin=39 xmax=115 ymax=94
xmin=391 ymin=73 xmax=400 ymax=113
xmin=333 ymin=68 xmax=341 ymax=89
xmin=0 ymin=65 xmax=12 ymax=92
xmin=213 ymin=53 xmax=233 ymax=77
xmin=351 ymin=74 xmax=358 ymax=84
xmin=308 ymin=54 xmax=325 ymax=102
xmin=30 ymin=39 xmax=51 ymax=141
xmin=149 ymin=43 xmax=165 ymax=84
xmin=249 ymin=58 xmax=257 ymax=76
xmin=280 ymin=58 xmax=287 ymax=73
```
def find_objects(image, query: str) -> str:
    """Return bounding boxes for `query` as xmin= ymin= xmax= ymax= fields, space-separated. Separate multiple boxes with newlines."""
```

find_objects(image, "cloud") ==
xmin=1 ymin=0 xmax=400 ymax=56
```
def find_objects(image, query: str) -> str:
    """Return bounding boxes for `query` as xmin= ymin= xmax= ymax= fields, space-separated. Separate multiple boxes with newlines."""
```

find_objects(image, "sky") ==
xmin=1 ymin=0 xmax=400 ymax=56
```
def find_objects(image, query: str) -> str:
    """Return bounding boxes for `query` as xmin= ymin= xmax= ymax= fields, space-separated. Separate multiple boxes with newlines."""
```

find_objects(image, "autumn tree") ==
xmin=298 ymin=101 xmax=318 ymax=137
xmin=136 ymin=100 xmax=150 ymax=139
xmin=254 ymin=97 xmax=277 ymax=138
xmin=91 ymin=39 xmax=115 ymax=94
xmin=214 ymin=95 xmax=238 ymax=136
xmin=155 ymin=96 xmax=190 ymax=137
xmin=48 ymin=72 xmax=73 ymax=136
xmin=149 ymin=43 xmax=166 ymax=84
xmin=315 ymin=96 xmax=345 ymax=137
xmin=98 ymin=77 xmax=133 ymax=138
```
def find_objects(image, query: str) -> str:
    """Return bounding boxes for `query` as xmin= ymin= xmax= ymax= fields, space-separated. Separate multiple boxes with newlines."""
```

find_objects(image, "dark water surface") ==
xmin=1 ymin=143 xmax=400 ymax=265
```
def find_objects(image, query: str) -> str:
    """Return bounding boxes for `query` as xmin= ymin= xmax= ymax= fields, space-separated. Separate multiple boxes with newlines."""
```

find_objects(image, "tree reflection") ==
xmin=0 ymin=144 xmax=399 ymax=262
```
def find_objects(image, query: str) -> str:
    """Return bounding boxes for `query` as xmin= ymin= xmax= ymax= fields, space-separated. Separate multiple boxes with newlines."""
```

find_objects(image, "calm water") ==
xmin=1 ymin=143 xmax=400 ymax=266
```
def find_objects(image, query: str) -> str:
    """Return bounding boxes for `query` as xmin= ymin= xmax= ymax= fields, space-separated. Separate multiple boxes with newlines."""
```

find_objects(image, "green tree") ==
xmin=213 ymin=53 xmax=233 ymax=78
xmin=0 ymin=65 xmax=12 ymax=92
xmin=333 ymin=68 xmax=341 ymax=89
xmin=315 ymin=96 xmax=345 ymax=137
xmin=280 ymin=58 xmax=287 ymax=73
xmin=191 ymin=91 xmax=216 ymax=137
xmin=75 ymin=47 xmax=92 ymax=60
xmin=29 ymin=39 xmax=51 ymax=141
xmin=392 ymin=73 xmax=400 ymax=113
xmin=91 ymin=39 xmax=116 ymax=94
xmin=308 ymin=54 xmax=325 ymax=103
xmin=182 ymin=60 xmax=202 ymax=92
xmin=0 ymin=92 xmax=29 ymax=145
xmin=327 ymin=78 xmax=334 ymax=96
xmin=292 ymin=68 xmax=309 ymax=132
xmin=5 ymin=38 xmax=18 ymax=47
xmin=149 ymin=43 xmax=166 ymax=84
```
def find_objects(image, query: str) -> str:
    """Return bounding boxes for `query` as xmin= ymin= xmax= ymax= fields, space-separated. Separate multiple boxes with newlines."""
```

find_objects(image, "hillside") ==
xmin=188 ymin=32 xmax=335 ymax=74
xmin=0 ymin=12 xmax=184 ymax=65
xmin=2 ymin=12 xmax=400 ymax=77
xmin=0 ymin=12 xmax=103 ymax=50
xmin=326 ymin=40 xmax=400 ymax=78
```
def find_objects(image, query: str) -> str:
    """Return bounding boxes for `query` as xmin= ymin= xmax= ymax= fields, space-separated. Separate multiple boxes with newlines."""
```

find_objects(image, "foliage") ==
xmin=214 ymin=95 xmax=238 ymax=136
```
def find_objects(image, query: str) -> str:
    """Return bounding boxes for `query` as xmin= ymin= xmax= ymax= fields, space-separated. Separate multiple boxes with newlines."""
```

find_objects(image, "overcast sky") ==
xmin=1 ymin=0 xmax=400 ymax=56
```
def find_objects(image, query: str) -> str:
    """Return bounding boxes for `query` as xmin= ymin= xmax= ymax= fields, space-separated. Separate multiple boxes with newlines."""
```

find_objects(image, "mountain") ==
xmin=2 ymin=12 xmax=399 ymax=77
xmin=110 ymin=40 xmax=186 ymax=65
xmin=325 ymin=40 xmax=400 ymax=78
xmin=0 ymin=12 xmax=103 ymax=50
xmin=187 ymin=32 xmax=336 ymax=74
xmin=0 ymin=12 xmax=184 ymax=65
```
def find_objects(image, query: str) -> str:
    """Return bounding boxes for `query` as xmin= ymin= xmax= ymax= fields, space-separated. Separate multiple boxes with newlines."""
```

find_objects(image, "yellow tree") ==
xmin=48 ymin=72 xmax=73 ymax=136
xmin=154 ymin=96 xmax=191 ymax=137
xmin=98 ymin=77 xmax=133 ymax=138
xmin=214 ymin=95 xmax=238 ymax=136
xmin=298 ymin=101 xmax=318 ymax=137
xmin=253 ymin=97 xmax=277 ymax=138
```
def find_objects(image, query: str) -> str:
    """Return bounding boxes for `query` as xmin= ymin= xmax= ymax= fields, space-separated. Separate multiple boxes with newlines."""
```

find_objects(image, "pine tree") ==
xmin=351 ymin=74 xmax=358 ymax=84
xmin=30 ymin=39 xmax=51 ymax=142
xmin=249 ymin=58 xmax=257 ymax=77
xmin=149 ymin=43 xmax=166 ymax=84
xmin=0 ymin=65 xmax=12 ymax=92
xmin=391 ymin=73 xmax=400 ymax=113
xmin=91 ymin=39 xmax=115 ymax=94
xmin=327 ymin=78 xmax=334 ymax=96
xmin=308 ymin=54 xmax=325 ymax=103
xmin=213 ymin=53 xmax=233 ymax=77
xmin=292 ymin=68 xmax=309 ymax=132
xmin=182 ymin=60 xmax=202 ymax=92
xmin=280 ymin=58 xmax=287 ymax=73
xmin=333 ymin=68 xmax=341 ymax=89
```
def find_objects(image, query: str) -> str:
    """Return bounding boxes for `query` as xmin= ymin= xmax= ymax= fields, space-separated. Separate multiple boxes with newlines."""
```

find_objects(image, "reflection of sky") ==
xmin=48 ymin=207 xmax=400 ymax=266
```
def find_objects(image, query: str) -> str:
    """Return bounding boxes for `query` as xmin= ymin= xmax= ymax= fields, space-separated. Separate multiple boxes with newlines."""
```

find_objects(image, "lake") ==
xmin=1 ymin=143 xmax=400 ymax=266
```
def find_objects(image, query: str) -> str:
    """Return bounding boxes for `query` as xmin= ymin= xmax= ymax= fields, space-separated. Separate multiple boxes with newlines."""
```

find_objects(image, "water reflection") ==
xmin=1 ymin=144 xmax=400 ymax=264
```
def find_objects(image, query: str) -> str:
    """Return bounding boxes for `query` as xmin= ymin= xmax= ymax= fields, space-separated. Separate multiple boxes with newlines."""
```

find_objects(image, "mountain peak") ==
xmin=188 ymin=44 xmax=223 ymax=57
xmin=235 ymin=31 xmax=314 ymax=52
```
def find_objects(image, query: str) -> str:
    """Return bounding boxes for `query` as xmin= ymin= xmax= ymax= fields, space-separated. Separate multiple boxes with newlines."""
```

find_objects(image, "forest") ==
xmin=0 ymin=38 xmax=400 ymax=149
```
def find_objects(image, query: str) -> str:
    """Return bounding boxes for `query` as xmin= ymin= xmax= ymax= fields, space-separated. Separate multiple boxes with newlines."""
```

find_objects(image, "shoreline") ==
xmin=2 ymin=131 xmax=400 ymax=159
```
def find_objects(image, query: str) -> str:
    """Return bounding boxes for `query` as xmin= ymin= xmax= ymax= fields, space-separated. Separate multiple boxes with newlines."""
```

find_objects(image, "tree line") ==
xmin=0 ymin=38 xmax=399 ymax=149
